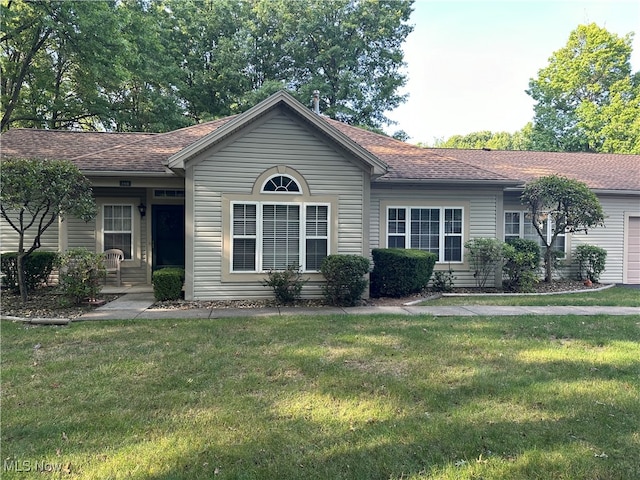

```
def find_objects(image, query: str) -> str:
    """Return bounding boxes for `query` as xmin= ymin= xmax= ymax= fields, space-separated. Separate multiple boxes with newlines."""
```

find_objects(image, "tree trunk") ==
xmin=544 ymin=249 xmax=553 ymax=283
xmin=16 ymin=252 xmax=28 ymax=303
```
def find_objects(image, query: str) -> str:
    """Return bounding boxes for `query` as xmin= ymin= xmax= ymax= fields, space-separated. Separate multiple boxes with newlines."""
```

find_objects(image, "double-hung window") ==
xmin=387 ymin=207 xmax=464 ymax=262
xmin=305 ymin=205 xmax=329 ymax=271
xmin=103 ymin=205 xmax=133 ymax=259
xmin=504 ymin=211 xmax=566 ymax=254
xmin=232 ymin=204 xmax=257 ymax=271
xmin=231 ymin=202 xmax=329 ymax=272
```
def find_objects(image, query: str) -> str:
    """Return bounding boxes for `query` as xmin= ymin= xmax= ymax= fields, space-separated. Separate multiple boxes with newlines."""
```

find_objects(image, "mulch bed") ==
xmin=1 ymin=287 xmax=120 ymax=320
xmin=2 ymin=280 xmax=604 ymax=319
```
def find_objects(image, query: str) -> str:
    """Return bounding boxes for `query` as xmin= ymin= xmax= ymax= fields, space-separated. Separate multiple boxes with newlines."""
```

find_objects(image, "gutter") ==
xmin=504 ymin=186 xmax=640 ymax=196
xmin=374 ymin=178 xmax=522 ymax=187
xmin=82 ymin=170 xmax=177 ymax=177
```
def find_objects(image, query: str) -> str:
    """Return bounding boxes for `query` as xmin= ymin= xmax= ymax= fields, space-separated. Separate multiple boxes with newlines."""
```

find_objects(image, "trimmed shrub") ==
xmin=502 ymin=238 xmax=541 ymax=292
xmin=370 ymin=248 xmax=437 ymax=298
xmin=575 ymin=244 xmax=607 ymax=282
xmin=465 ymin=238 xmax=503 ymax=288
xmin=1 ymin=251 xmax=59 ymax=292
xmin=321 ymin=255 xmax=370 ymax=306
xmin=262 ymin=265 xmax=308 ymax=305
xmin=431 ymin=269 xmax=456 ymax=292
xmin=58 ymin=248 xmax=106 ymax=304
xmin=152 ymin=267 xmax=185 ymax=301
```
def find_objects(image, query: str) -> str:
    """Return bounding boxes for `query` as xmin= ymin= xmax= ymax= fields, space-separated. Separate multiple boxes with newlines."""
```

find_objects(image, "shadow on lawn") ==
xmin=2 ymin=315 xmax=639 ymax=479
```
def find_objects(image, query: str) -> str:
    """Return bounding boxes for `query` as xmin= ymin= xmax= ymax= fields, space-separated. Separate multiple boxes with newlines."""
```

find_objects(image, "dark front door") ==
xmin=152 ymin=205 xmax=185 ymax=270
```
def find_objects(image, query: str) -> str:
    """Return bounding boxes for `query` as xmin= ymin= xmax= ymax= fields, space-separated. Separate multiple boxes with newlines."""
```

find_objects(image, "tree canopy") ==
xmin=527 ymin=23 xmax=639 ymax=153
xmin=432 ymin=126 xmax=533 ymax=150
xmin=1 ymin=0 xmax=414 ymax=132
xmin=520 ymin=175 xmax=605 ymax=282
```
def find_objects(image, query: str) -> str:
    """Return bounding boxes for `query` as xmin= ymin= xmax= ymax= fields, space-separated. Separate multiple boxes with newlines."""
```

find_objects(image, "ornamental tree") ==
xmin=0 ymin=158 xmax=96 ymax=302
xmin=521 ymin=175 xmax=605 ymax=282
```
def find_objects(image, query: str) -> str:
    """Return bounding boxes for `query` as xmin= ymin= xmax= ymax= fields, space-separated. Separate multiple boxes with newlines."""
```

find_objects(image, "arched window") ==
xmin=261 ymin=175 xmax=301 ymax=193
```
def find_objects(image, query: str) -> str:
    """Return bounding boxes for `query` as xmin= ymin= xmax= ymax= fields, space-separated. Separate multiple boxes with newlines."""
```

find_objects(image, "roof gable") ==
xmin=166 ymin=90 xmax=388 ymax=176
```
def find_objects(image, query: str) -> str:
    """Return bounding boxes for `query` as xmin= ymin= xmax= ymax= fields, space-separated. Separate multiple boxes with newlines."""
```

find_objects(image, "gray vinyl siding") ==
xmin=571 ymin=194 xmax=639 ymax=284
xmin=189 ymin=110 xmax=368 ymax=300
xmin=0 ymin=213 xmax=59 ymax=253
xmin=370 ymin=185 xmax=502 ymax=288
xmin=66 ymin=217 xmax=96 ymax=250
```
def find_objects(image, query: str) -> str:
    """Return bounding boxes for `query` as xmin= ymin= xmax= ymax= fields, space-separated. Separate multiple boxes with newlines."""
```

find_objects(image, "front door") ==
xmin=152 ymin=205 xmax=185 ymax=270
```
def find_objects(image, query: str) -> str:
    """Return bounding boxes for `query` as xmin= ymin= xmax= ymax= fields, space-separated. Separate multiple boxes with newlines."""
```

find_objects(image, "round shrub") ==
xmin=153 ymin=267 xmax=185 ymax=301
xmin=575 ymin=244 xmax=607 ymax=282
xmin=320 ymin=255 xmax=370 ymax=307
xmin=502 ymin=238 xmax=541 ymax=292
xmin=58 ymin=248 xmax=106 ymax=304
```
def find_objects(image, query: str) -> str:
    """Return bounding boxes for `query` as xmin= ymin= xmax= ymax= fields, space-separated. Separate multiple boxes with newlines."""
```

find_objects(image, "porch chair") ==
xmin=104 ymin=249 xmax=124 ymax=286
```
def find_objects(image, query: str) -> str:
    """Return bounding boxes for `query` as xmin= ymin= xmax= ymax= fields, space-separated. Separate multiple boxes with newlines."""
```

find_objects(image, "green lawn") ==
xmin=421 ymin=286 xmax=640 ymax=307
xmin=2 ymin=314 xmax=639 ymax=479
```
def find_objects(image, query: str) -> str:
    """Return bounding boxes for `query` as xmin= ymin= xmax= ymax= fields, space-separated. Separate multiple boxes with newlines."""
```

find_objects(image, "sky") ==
xmin=385 ymin=0 xmax=640 ymax=145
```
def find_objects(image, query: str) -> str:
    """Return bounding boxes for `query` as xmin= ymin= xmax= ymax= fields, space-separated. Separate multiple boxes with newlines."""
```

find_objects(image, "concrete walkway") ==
xmin=76 ymin=291 xmax=640 ymax=321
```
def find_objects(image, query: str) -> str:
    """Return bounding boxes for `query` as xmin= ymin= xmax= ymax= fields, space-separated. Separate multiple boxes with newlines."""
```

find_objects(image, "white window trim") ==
xmin=230 ymin=201 xmax=331 ymax=273
xmin=260 ymin=174 xmax=303 ymax=194
xmin=504 ymin=210 xmax=567 ymax=255
xmin=303 ymin=203 xmax=330 ymax=272
xmin=385 ymin=206 xmax=465 ymax=263
xmin=96 ymin=199 xmax=141 ymax=267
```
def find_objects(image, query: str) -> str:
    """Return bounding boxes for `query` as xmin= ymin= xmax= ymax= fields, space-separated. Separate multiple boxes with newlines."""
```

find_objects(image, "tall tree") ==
xmin=578 ymin=74 xmax=640 ymax=154
xmin=106 ymin=0 xmax=190 ymax=132
xmin=527 ymin=23 xmax=637 ymax=152
xmin=1 ymin=0 xmax=126 ymax=130
xmin=246 ymin=0 xmax=413 ymax=129
xmin=165 ymin=0 xmax=251 ymax=123
xmin=0 ymin=158 xmax=96 ymax=302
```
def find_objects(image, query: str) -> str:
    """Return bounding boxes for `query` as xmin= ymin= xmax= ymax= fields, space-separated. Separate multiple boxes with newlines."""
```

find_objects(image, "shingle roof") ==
xmin=1 ymin=109 xmax=638 ymax=191
xmin=0 ymin=119 xmax=235 ymax=173
xmin=0 ymin=129 xmax=152 ymax=164
xmin=425 ymin=148 xmax=640 ymax=191
xmin=325 ymin=119 xmax=515 ymax=183
xmin=72 ymin=117 xmax=236 ymax=172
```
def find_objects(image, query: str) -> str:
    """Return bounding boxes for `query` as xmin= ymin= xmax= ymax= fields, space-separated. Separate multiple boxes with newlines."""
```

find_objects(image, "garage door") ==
xmin=626 ymin=216 xmax=640 ymax=284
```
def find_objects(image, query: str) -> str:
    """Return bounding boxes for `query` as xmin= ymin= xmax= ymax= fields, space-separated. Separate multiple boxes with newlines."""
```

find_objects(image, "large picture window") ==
xmin=231 ymin=202 xmax=329 ymax=272
xmin=103 ymin=205 xmax=133 ymax=259
xmin=504 ymin=211 xmax=566 ymax=254
xmin=387 ymin=207 xmax=464 ymax=262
